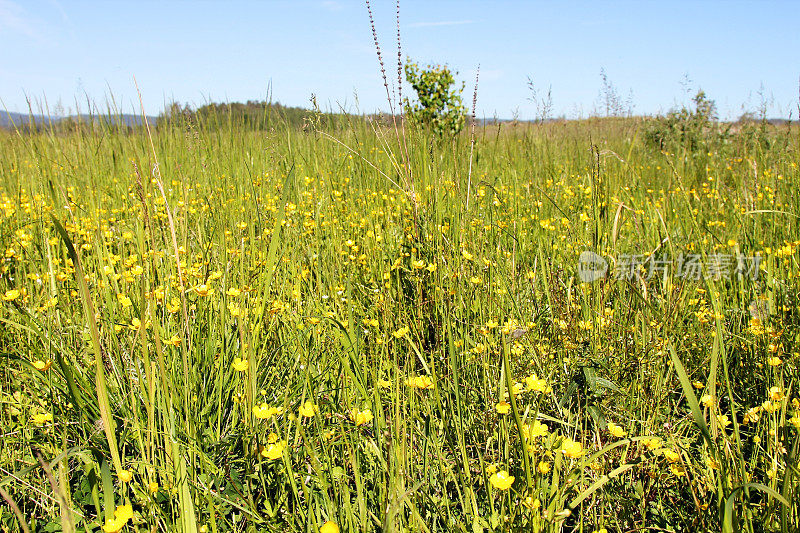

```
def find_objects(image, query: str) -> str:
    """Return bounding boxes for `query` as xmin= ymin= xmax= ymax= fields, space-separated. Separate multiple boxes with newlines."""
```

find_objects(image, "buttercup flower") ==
xmin=299 ymin=400 xmax=317 ymax=417
xmin=495 ymin=401 xmax=511 ymax=415
xmin=489 ymin=470 xmax=515 ymax=490
xmin=560 ymin=437 xmax=584 ymax=458
xmin=320 ymin=522 xmax=339 ymax=533
xmin=261 ymin=441 xmax=285 ymax=460
xmin=607 ymin=421 xmax=626 ymax=438
xmin=33 ymin=359 xmax=53 ymax=371
xmin=350 ymin=408 xmax=373 ymax=426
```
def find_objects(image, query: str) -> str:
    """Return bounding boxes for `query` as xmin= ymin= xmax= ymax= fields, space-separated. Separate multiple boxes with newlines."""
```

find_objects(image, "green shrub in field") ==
xmin=403 ymin=60 xmax=467 ymax=137
xmin=644 ymin=90 xmax=730 ymax=154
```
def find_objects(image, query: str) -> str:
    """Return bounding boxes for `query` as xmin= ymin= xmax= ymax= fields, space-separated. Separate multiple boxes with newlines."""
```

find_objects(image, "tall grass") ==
xmin=0 ymin=106 xmax=798 ymax=532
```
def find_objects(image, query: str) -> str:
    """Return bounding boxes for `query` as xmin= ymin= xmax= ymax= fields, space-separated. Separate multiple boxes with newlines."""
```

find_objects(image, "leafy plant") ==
xmin=403 ymin=59 xmax=467 ymax=137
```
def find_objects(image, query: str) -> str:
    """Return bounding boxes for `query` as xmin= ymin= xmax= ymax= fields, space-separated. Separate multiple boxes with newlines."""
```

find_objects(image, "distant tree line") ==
xmin=156 ymin=100 xmax=363 ymax=132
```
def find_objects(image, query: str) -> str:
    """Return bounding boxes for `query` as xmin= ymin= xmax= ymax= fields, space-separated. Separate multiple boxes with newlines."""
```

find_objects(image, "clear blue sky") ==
xmin=1 ymin=0 xmax=798 ymax=120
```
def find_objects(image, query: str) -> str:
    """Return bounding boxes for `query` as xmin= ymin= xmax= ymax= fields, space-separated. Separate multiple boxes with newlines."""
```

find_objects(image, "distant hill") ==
xmin=0 ymin=111 xmax=157 ymax=130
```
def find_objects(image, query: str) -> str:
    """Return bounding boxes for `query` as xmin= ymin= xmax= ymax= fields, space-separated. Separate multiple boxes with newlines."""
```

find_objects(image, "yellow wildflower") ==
xmin=2 ymin=289 xmax=20 ymax=301
xmin=495 ymin=401 xmax=511 ymax=415
xmin=392 ymin=326 xmax=410 ymax=339
xmin=261 ymin=441 xmax=285 ymax=460
xmin=232 ymin=357 xmax=248 ymax=371
xmin=522 ymin=420 xmax=549 ymax=439
xmin=350 ymin=408 xmax=373 ymax=426
xmin=769 ymin=386 xmax=784 ymax=402
xmin=489 ymin=470 xmax=514 ymax=490
xmin=525 ymin=375 xmax=552 ymax=394
xmin=661 ymin=449 xmax=680 ymax=463
xmin=560 ymin=437 xmax=584 ymax=458
xmin=405 ymin=375 xmax=435 ymax=389
xmin=299 ymin=400 xmax=317 ymax=418
xmin=700 ymin=394 xmax=715 ymax=409
xmin=165 ymin=335 xmax=182 ymax=347
xmin=320 ymin=521 xmax=340 ymax=533
xmin=32 ymin=359 xmax=53 ymax=371
xmin=607 ymin=421 xmax=626 ymax=438
xmin=31 ymin=412 xmax=52 ymax=425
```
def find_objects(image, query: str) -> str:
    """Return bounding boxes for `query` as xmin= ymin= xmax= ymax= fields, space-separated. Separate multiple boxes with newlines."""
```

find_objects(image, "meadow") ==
xmin=0 ymin=107 xmax=798 ymax=532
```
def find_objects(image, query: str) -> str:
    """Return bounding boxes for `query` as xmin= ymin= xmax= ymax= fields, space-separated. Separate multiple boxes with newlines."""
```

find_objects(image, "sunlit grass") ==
xmin=0 ymin=111 xmax=798 ymax=532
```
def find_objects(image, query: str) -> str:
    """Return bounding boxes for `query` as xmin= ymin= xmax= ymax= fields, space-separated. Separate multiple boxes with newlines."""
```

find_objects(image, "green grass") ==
xmin=0 ymin=111 xmax=798 ymax=532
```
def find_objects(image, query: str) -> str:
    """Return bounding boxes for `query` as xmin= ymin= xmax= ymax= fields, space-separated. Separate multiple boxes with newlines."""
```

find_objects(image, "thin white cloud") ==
xmin=0 ymin=0 xmax=41 ymax=39
xmin=408 ymin=20 xmax=475 ymax=28
xmin=321 ymin=0 xmax=343 ymax=11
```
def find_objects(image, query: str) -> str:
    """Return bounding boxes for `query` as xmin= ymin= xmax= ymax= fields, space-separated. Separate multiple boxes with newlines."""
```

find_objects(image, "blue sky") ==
xmin=1 ymin=0 xmax=798 ymax=120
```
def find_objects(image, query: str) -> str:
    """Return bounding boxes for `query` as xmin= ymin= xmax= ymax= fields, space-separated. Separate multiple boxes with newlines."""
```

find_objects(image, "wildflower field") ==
xmin=0 ymin=111 xmax=798 ymax=532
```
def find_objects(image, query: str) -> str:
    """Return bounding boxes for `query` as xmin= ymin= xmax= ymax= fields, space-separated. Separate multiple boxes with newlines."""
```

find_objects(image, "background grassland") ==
xmin=0 ymin=110 xmax=798 ymax=532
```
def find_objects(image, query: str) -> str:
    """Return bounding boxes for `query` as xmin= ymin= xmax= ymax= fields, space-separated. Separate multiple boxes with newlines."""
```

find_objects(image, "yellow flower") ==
xmin=661 ymin=449 xmax=680 ymax=463
xmin=767 ymin=356 xmax=782 ymax=366
xmin=114 ymin=504 xmax=133 ymax=521
xmin=320 ymin=521 xmax=340 ymax=533
xmin=166 ymin=298 xmax=181 ymax=313
xmin=495 ymin=401 xmax=511 ymax=415
xmin=350 ymin=408 xmax=373 ymax=426
xmin=299 ymin=400 xmax=317 ymax=418
xmin=560 ymin=437 xmax=583 ymax=458
xmin=102 ymin=517 xmax=125 ymax=533
xmin=102 ymin=504 xmax=133 ymax=532
xmin=524 ymin=420 xmax=549 ymax=439
xmin=669 ymin=464 xmax=686 ymax=477
xmin=148 ymin=481 xmax=159 ymax=494
xmin=489 ymin=470 xmax=514 ymax=490
xmin=525 ymin=375 xmax=552 ymax=394
xmin=700 ymin=394 xmax=715 ymax=409
xmin=253 ymin=403 xmax=282 ymax=419
xmin=164 ymin=335 xmax=182 ymax=347
xmin=642 ymin=437 xmax=662 ymax=451
xmin=392 ymin=326 xmax=410 ymax=339
xmin=118 ymin=470 xmax=133 ymax=483
xmin=377 ymin=378 xmax=391 ymax=389
xmin=31 ymin=412 xmax=53 ymax=425
xmin=226 ymin=287 xmax=241 ymax=297
xmin=232 ymin=357 xmax=248 ymax=371
xmin=2 ymin=289 xmax=20 ymax=301
xmin=769 ymin=386 xmax=784 ymax=402
xmin=607 ymin=421 xmax=626 ymax=438
xmin=193 ymin=284 xmax=214 ymax=297
xmin=537 ymin=461 xmax=551 ymax=474
xmin=743 ymin=406 xmax=761 ymax=424
xmin=261 ymin=441 xmax=285 ymax=460
xmin=405 ymin=375 xmax=435 ymax=389
xmin=762 ymin=399 xmax=779 ymax=413
xmin=32 ymin=359 xmax=53 ymax=371
xmin=715 ymin=414 xmax=731 ymax=428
